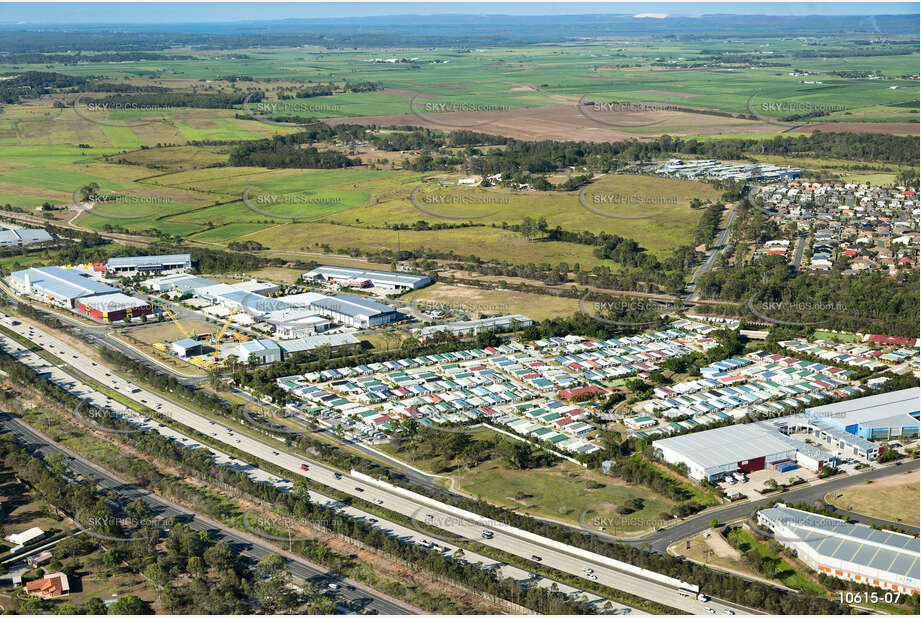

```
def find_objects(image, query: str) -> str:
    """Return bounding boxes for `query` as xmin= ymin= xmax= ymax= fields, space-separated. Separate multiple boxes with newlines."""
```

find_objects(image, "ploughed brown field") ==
xmin=324 ymin=103 xmax=777 ymax=142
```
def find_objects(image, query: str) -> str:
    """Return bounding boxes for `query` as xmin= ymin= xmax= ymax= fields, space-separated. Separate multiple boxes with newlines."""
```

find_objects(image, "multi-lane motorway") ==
xmin=6 ymin=306 xmax=915 ymax=615
xmin=0 ymin=412 xmax=413 ymax=615
xmin=0 ymin=321 xmax=642 ymax=613
xmin=0 ymin=312 xmax=753 ymax=614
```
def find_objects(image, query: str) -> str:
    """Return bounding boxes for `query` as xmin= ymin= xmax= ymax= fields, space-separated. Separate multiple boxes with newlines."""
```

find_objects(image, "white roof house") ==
xmin=6 ymin=526 xmax=45 ymax=547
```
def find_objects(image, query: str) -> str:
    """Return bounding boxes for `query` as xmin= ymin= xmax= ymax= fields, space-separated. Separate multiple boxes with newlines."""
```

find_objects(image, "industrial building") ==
xmin=416 ymin=314 xmax=533 ymax=340
xmin=195 ymin=280 xmax=281 ymax=306
xmin=652 ymin=423 xmax=832 ymax=481
xmin=221 ymin=338 xmax=281 ymax=365
xmin=106 ymin=253 xmax=192 ymax=276
xmin=144 ymin=273 xmax=216 ymax=293
xmin=76 ymin=293 xmax=152 ymax=322
xmin=171 ymin=338 xmax=203 ymax=357
xmin=0 ymin=226 xmax=54 ymax=247
xmin=757 ymin=504 xmax=920 ymax=595
xmin=303 ymin=265 xmax=431 ymax=292
xmin=10 ymin=266 xmax=119 ymax=308
xmin=264 ymin=308 xmax=332 ymax=339
xmin=277 ymin=332 xmax=360 ymax=355
xmin=805 ymin=387 xmax=920 ymax=441
xmin=308 ymin=294 xmax=400 ymax=328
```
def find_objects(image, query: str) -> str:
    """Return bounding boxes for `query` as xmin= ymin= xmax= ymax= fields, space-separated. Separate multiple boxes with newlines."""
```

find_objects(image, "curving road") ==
xmin=594 ymin=460 xmax=920 ymax=553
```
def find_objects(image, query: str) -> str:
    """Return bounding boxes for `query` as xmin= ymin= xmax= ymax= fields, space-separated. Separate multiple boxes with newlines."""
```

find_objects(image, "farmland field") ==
xmin=1 ymin=40 xmax=914 ymax=272
xmin=2 ymin=44 xmax=914 ymax=136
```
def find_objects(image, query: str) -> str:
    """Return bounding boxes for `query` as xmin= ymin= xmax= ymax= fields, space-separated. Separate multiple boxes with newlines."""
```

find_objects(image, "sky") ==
xmin=0 ymin=2 xmax=917 ymax=24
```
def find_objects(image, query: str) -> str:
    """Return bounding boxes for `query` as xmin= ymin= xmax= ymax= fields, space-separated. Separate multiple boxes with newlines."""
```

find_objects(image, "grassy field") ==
xmin=401 ymin=283 xmax=582 ymax=321
xmin=726 ymin=528 xmax=826 ymax=594
xmin=1 ymin=41 xmax=915 ymax=279
xmin=455 ymin=458 xmax=676 ymax=533
xmin=826 ymin=469 xmax=920 ymax=527
xmin=812 ymin=330 xmax=862 ymax=343
xmin=379 ymin=432 xmax=676 ymax=534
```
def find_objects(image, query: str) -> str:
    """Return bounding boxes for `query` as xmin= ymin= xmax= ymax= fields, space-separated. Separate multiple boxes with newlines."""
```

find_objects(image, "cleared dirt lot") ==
xmin=402 ymin=282 xmax=581 ymax=321
xmin=826 ymin=468 xmax=919 ymax=526
xmin=325 ymin=104 xmax=774 ymax=142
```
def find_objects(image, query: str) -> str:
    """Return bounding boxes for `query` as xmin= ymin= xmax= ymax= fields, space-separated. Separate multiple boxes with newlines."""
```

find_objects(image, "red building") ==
xmin=559 ymin=385 xmax=607 ymax=400
xmin=77 ymin=293 xmax=152 ymax=322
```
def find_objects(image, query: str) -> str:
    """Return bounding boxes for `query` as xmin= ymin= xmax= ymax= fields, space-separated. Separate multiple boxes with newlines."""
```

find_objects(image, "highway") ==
xmin=0 ymin=316 xmax=635 ymax=613
xmin=0 ymin=311 xmax=749 ymax=614
xmin=0 ymin=412 xmax=414 ymax=616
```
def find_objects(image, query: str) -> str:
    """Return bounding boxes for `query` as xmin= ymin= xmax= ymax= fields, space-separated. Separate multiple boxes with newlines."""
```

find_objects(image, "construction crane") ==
xmin=158 ymin=303 xmax=195 ymax=340
xmin=213 ymin=309 xmax=238 ymax=360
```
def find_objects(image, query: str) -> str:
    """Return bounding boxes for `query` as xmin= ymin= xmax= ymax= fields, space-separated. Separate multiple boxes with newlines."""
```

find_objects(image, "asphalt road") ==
xmin=685 ymin=202 xmax=739 ymax=301
xmin=0 ymin=319 xmax=633 ymax=613
xmin=0 ymin=282 xmax=204 ymax=386
xmin=0 ymin=312 xmax=745 ymax=614
xmin=790 ymin=232 xmax=808 ymax=272
xmin=6 ymin=309 xmax=915 ymax=614
xmin=0 ymin=412 xmax=414 ymax=616
xmin=609 ymin=460 xmax=920 ymax=553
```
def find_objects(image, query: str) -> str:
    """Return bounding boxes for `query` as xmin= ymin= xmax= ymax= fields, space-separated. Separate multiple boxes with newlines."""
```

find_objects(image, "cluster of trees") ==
xmin=395 ymin=422 xmax=556 ymax=472
xmin=229 ymin=134 xmax=360 ymax=168
xmin=371 ymin=127 xmax=507 ymax=151
xmin=696 ymin=254 xmax=920 ymax=337
xmin=0 ymin=51 xmax=195 ymax=64
xmin=0 ymin=70 xmax=88 ymax=103
xmin=226 ymin=239 xmax=265 ymax=252
xmin=278 ymin=80 xmax=382 ymax=99
xmin=603 ymin=455 xmax=710 ymax=517
xmin=694 ymin=202 xmax=725 ymax=248
xmin=391 ymin=131 xmax=921 ymax=176
xmin=5 ymin=418 xmax=297 ymax=613
xmin=81 ymin=91 xmax=255 ymax=109
xmin=724 ymin=526 xmax=797 ymax=582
